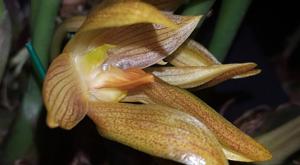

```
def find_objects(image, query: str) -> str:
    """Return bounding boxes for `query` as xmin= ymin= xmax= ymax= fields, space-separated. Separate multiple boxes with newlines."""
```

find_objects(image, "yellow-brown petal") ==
xmin=62 ymin=2 xmax=193 ymax=57
xmin=167 ymin=39 xmax=221 ymax=67
xmin=232 ymin=69 xmax=262 ymax=79
xmin=87 ymin=102 xmax=228 ymax=165
xmin=102 ymin=0 xmax=184 ymax=11
xmin=167 ymin=40 xmax=260 ymax=83
xmin=43 ymin=53 xmax=89 ymax=129
xmin=141 ymin=78 xmax=272 ymax=162
xmin=51 ymin=16 xmax=86 ymax=59
xmin=147 ymin=63 xmax=259 ymax=89
xmin=99 ymin=15 xmax=201 ymax=69
xmin=122 ymin=91 xmax=155 ymax=104
xmin=80 ymin=1 xmax=178 ymax=32
xmin=91 ymin=67 xmax=154 ymax=90
xmin=50 ymin=0 xmax=185 ymax=52
xmin=199 ymin=65 xmax=261 ymax=89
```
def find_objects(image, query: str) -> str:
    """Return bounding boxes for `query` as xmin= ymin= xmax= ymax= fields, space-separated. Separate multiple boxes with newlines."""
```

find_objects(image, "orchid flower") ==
xmin=43 ymin=1 xmax=271 ymax=164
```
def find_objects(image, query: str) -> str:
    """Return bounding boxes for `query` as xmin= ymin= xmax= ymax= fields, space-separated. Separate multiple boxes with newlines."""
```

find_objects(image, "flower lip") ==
xmin=90 ymin=67 xmax=154 ymax=90
xmin=76 ymin=44 xmax=155 ymax=101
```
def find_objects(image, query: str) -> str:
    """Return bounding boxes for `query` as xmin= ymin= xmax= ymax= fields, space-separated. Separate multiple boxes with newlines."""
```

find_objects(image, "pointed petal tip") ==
xmin=233 ymin=69 xmax=261 ymax=79
xmin=254 ymin=147 xmax=272 ymax=162
xmin=185 ymin=15 xmax=202 ymax=27
xmin=196 ymin=15 xmax=203 ymax=21
xmin=223 ymin=145 xmax=272 ymax=162
xmin=190 ymin=15 xmax=202 ymax=24
xmin=263 ymin=151 xmax=272 ymax=161
xmin=46 ymin=113 xmax=76 ymax=130
xmin=244 ymin=62 xmax=257 ymax=67
xmin=46 ymin=115 xmax=59 ymax=129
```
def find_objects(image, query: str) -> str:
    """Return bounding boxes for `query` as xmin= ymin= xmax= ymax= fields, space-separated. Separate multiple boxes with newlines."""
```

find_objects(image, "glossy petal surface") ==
xmin=147 ymin=63 xmax=258 ymax=88
xmin=88 ymin=102 xmax=228 ymax=165
xmin=43 ymin=53 xmax=89 ymax=129
xmin=141 ymin=78 xmax=272 ymax=161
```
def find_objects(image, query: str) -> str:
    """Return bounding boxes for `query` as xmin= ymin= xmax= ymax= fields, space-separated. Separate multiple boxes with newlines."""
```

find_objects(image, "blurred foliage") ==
xmin=1 ymin=0 xmax=59 ymax=164
xmin=0 ymin=7 xmax=11 ymax=83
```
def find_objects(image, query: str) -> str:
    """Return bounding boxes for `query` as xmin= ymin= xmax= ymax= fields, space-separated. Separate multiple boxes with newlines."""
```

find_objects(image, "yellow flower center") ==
xmin=76 ymin=44 xmax=154 ymax=102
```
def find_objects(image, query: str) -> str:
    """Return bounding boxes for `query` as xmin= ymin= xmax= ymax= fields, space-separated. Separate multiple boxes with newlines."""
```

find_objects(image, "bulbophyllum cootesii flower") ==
xmin=43 ymin=0 xmax=271 ymax=164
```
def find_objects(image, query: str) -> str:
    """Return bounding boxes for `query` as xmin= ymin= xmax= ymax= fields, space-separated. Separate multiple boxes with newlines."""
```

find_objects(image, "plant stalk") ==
xmin=182 ymin=0 xmax=216 ymax=27
xmin=32 ymin=0 xmax=61 ymax=66
xmin=208 ymin=0 xmax=252 ymax=61
xmin=0 ymin=0 xmax=4 ymax=18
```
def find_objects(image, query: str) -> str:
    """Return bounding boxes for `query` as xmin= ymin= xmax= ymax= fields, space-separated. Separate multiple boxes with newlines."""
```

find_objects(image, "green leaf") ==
xmin=208 ymin=0 xmax=252 ymax=61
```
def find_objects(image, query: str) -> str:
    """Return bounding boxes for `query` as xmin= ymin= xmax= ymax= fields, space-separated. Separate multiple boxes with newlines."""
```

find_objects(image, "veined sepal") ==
xmin=43 ymin=53 xmax=89 ymax=129
xmin=141 ymin=78 xmax=272 ymax=162
xmin=87 ymin=102 xmax=228 ymax=165
xmin=63 ymin=3 xmax=202 ymax=69
xmin=167 ymin=39 xmax=261 ymax=86
xmin=146 ymin=63 xmax=259 ymax=88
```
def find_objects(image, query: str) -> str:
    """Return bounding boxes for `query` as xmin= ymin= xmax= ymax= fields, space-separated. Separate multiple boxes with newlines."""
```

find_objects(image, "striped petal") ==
xmin=63 ymin=1 xmax=179 ymax=54
xmin=52 ymin=0 xmax=185 ymax=56
xmin=167 ymin=39 xmax=260 ymax=84
xmin=43 ymin=53 xmax=89 ymax=129
xmin=200 ymin=68 xmax=261 ymax=89
xmin=59 ymin=1 xmax=201 ymax=70
xmin=167 ymin=39 xmax=220 ymax=67
xmin=80 ymin=1 xmax=178 ymax=32
xmin=100 ymin=15 xmax=201 ymax=69
xmin=102 ymin=0 xmax=184 ymax=12
xmin=87 ymin=102 xmax=228 ymax=165
xmin=141 ymin=78 xmax=272 ymax=162
xmin=51 ymin=0 xmax=185 ymax=56
xmin=91 ymin=67 xmax=154 ymax=90
xmin=147 ymin=63 xmax=259 ymax=88
xmin=44 ymin=0 xmax=182 ymax=129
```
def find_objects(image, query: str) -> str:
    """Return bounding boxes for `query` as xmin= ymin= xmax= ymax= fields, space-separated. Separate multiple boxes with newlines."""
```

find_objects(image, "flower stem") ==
xmin=32 ymin=0 xmax=61 ymax=66
xmin=30 ymin=0 xmax=40 ymax=29
xmin=0 ymin=0 xmax=4 ymax=18
xmin=208 ymin=0 xmax=252 ymax=61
